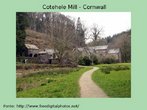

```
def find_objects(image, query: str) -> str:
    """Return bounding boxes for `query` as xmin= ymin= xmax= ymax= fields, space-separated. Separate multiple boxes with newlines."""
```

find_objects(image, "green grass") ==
xmin=92 ymin=63 xmax=131 ymax=98
xmin=17 ymin=67 xmax=91 ymax=98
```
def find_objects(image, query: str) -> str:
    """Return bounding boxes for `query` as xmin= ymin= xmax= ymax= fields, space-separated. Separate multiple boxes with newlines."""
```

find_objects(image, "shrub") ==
xmin=113 ymin=65 xmax=130 ymax=71
xmin=92 ymin=55 xmax=99 ymax=65
xmin=40 ymin=83 xmax=46 ymax=86
xmin=100 ymin=66 xmax=111 ymax=74
xmin=82 ymin=56 xmax=92 ymax=66
xmin=103 ymin=56 xmax=117 ymax=64
xmin=100 ymin=65 xmax=130 ymax=74
xmin=78 ymin=56 xmax=92 ymax=66
xmin=113 ymin=66 xmax=121 ymax=71
xmin=78 ymin=57 xmax=85 ymax=65
xmin=121 ymin=66 xmax=130 ymax=70
xmin=47 ymin=79 xmax=54 ymax=83
xmin=17 ymin=87 xmax=23 ymax=92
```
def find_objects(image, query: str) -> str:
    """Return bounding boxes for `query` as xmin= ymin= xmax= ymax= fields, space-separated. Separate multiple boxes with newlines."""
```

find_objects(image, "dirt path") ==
xmin=79 ymin=67 xmax=108 ymax=98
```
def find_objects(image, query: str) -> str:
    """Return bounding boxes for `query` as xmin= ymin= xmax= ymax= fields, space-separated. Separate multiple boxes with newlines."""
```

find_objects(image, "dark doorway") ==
xmin=29 ymin=54 xmax=32 ymax=57
xmin=48 ymin=59 xmax=52 ymax=64
xmin=34 ymin=54 xmax=38 ymax=57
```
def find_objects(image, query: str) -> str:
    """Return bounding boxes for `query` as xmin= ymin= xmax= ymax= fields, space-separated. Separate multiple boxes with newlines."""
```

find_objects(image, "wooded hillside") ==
xmin=25 ymin=29 xmax=52 ymax=49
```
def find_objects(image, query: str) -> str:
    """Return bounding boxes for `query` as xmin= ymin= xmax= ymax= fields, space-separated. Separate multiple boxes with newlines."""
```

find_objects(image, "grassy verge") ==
xmin=16 ymin=63 xmax=61 ymax=77
xmin=17 ymin=67 xmax=91 ymax=98
xmin=16 ymin=63 xmax=58 ymax=70
xmin=92 ymin=63 xmax=131 ymax=98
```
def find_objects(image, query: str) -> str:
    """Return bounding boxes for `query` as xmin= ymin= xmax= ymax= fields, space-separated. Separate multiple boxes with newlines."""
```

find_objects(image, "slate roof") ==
xmin=77 ymin=45 xmax=108 ymax=51
xmin=90 ymin=45 xmax=108 ymax=50
xmin=25 ymin=44 xmax=39 ymax=50
xmin=38 ymin=49 xmax=55 ymax=55
xmin=38 ymin=51 xmax=47 ymax=54
xmin=45 ymin=49 xmax=55 ymax=54
xmin=108 ymin=49 xmax=120 ymax=54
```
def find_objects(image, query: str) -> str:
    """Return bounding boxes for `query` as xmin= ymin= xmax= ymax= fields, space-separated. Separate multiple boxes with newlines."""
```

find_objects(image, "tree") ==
xmin=109 ymin=30 xmax=131 ymax=62
xmin=16 ymin=12 xmax=28 ymax=56
xmin=75 ymin=17 xmax=86 ymax=47
xmin=91 ymin=24 xmax=103 ymax=41
xmin=120 ymin=32 xmax=131 ymax=62
xmin=87 ymin=24 xmax=103 ymax=46
xmin=26 ymin=12 xmax=82 ymax=66
xmin=49 ymin=13 xmax=77 ymax=66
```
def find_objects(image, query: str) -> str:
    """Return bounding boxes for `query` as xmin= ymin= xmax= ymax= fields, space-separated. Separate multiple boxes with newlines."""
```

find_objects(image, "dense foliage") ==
xmin=16 ymin=12 xmax=28 ymax=56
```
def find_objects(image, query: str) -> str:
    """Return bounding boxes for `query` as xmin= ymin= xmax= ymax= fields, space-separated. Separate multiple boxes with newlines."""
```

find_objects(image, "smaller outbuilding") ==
xmin=25 ymin=44 xmax=39 ymax=57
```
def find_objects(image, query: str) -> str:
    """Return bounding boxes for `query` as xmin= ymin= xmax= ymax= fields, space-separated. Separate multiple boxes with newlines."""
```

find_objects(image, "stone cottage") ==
xmin=38 ymin=49 xmax=58 ymax=64
xmin=25 ymin=44 xmax=39 ymax=57
xmin=77 ymin=45 xmax=121 ymax=62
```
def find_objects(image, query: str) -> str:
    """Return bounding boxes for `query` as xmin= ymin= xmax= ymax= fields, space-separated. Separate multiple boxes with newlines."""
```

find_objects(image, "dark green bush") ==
xmin=100 ymin=64 xmax=130 ymax=75
xmin=83 ymin=56 xmax=92 ymax=66
xmin=93 ymin=56 xmax=99 ymax=65
xmin=40 ymin=83 xmax=46 ymax=86
xmin=103 ymin=57 xmax=117 ymax=64
xmin=113 ymin=65 xmax=130 ymax=71
xmin=48 ymin=79 xmax=54 ymax=83
xmin=97 ymin=56 xmax=118 ymax=64
xmin=78 ymin=56 xmax=92 ymax=66
xmin=17 ymin=87 xmax=23 ymax=92
xmin=101 ymin=66 xmax=112 ymax=74
xmin=78 ymin=57 xmax=85 ymax=65
xmin=121 ymin=66 xmax=130 ymax=70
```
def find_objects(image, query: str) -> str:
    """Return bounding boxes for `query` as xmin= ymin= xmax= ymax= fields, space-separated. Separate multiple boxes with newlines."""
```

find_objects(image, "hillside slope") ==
xmin=25 ymin=29 xmax=52 ymax=49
